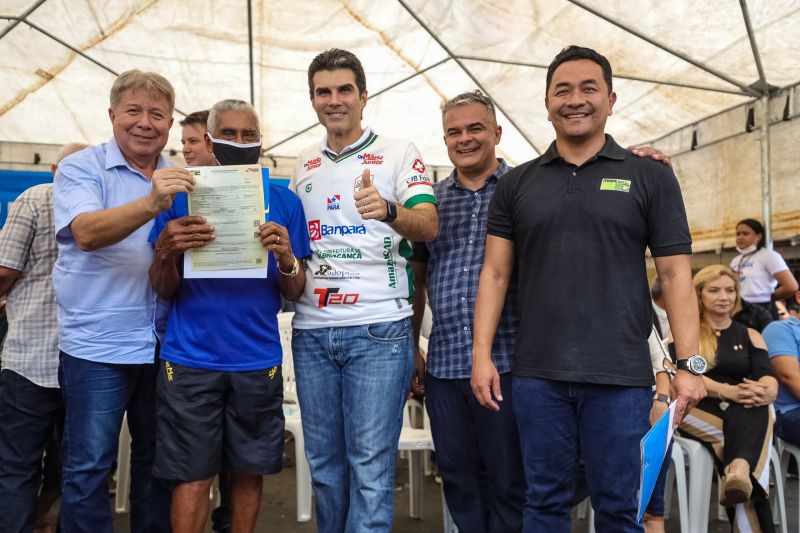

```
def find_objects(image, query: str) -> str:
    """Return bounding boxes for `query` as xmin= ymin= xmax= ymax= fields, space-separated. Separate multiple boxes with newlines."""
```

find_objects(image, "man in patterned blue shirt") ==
xmin=411 ymin=91 xmax=525 ymax=532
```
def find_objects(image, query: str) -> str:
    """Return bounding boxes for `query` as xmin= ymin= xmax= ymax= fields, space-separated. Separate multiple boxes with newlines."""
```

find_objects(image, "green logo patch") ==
xmin=599 ymin=178 xmax=631 ymax=192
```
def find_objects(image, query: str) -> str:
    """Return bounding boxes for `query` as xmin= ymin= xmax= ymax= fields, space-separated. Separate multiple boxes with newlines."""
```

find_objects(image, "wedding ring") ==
xmin=276 ymin=235 xmax=281 ymax=245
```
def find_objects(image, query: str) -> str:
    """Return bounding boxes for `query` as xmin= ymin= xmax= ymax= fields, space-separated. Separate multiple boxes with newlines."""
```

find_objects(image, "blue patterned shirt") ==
xmin=414 ymin=160 xmax=518 ymax=379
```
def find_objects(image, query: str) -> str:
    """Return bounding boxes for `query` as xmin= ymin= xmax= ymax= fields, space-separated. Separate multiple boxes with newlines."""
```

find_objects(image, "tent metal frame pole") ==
xmin=0 ymin=16 xmax=119 ymax=76
xmin=263 ymin=57 xmax=451 ymax=153
xmin=740 ymin=0 xmax=773 ymax=246
xmin=0 ymin=15 xmax=188 ymax=117
xmin=457 ymin=55 xmax=750 ymax=96
xmin=247 ymin=0 xmax=255 ymax=106
xmin=0 ymin=0 xmax=47 ymax=41
xmin=396 ymin=0 xmax=542 ymax=155
xmin=759 ymin=94 xmax=772 ymax=247
xmin=567 ymin=0 xmax=763 ymax=98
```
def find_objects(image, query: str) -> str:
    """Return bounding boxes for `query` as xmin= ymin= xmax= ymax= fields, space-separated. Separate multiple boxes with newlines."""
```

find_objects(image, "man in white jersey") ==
xmin=290 ymin=48 xmax=438 ymax=533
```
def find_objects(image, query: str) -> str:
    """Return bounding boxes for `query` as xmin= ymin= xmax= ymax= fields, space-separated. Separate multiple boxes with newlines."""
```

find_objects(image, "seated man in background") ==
xmin=149 ymin=99 xmax=309 ymax=532
xmin=0 ymin=142 xmax=86 ymax=533
xmin=764 ymin=290 xmax=800 ymax=446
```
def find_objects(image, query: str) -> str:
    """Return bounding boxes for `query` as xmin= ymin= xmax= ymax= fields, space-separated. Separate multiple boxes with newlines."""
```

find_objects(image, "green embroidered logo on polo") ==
xmin=599 ymin=178 xmax=631 ymax=192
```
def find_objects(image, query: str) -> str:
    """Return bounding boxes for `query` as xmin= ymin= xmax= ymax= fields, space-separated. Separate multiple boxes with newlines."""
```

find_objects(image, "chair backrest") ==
xmin=278 ymin=312 xmax=297 ymax=403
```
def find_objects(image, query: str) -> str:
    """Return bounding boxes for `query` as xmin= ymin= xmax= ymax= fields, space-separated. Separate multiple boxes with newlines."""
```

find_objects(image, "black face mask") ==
xmin=207 ymin=133 xmax=262 ymax=166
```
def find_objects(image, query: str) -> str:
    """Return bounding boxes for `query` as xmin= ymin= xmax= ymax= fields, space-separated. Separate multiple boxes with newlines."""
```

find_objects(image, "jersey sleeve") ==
xmin=394 ymin=143 xmax=436 ymax=209
xmin=0 ymin=193 xmax=37 ymax=271
xmin=644 ymin=165 xmax=692 ymax=257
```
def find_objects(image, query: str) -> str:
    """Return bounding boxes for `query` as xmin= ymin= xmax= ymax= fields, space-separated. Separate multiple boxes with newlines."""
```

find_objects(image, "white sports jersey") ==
xmin=291 ymin=128 xmax=436 ymax=328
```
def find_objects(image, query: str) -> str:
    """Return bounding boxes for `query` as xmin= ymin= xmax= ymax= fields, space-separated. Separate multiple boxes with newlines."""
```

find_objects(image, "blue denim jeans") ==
xmin=426 ymin=373 xmax=524 ymax=533
xmin=58 ymin=352 xmax=172 ymax=533
xmin=512 ymin=377 xmax=651 ymax=533
xmin=292 ymin=318 xmax=413 ymax=533
xmin=0 ymin=369 xmax=64 ymax=532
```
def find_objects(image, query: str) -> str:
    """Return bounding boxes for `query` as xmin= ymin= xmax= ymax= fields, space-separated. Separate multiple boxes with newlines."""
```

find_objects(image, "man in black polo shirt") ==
xmin=471 ymin=46 xmax=706 ymax=532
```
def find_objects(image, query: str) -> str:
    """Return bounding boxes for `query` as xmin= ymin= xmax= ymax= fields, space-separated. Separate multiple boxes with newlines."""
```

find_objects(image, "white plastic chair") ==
xmin=662 ymin=443 xmax=691 ymax=532
xmin=776 ymin=438 xmax=800 ymax=531
xmin=674 ymin=435 xmax=786 ymax=533
xmin=398 ymin=398 xmax=456 ymax=531
xmin=579 ymin=443 xmax=688 ymax=533
xmin=277 ymin=311 xmax=312 ymax=521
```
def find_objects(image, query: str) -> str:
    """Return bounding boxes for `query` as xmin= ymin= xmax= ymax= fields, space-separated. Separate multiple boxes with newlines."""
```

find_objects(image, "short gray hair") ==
xmin=441 ymin=90 xmax=497 ymax=121
xmin=110 ymin=70 xmax=175 ymax=112
xmin=55 ymin=143 xmax=89 ymax=165
xmin=207 ymin=99 xmax=260 ymax=136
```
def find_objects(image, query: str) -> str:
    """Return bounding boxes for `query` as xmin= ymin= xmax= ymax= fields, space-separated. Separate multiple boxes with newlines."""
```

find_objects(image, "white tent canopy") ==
xmin=2 ymin=0 xmax=799 ymax=250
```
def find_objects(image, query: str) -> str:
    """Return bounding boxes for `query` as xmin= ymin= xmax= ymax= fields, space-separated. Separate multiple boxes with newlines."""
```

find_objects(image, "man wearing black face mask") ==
xmin=147 ymin=99 xmax=311 ymax=532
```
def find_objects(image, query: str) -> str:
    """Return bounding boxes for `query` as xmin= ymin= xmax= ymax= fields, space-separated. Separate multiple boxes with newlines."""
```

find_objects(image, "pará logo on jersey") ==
xmin=327 ymin=194 xmax=341 ymax=211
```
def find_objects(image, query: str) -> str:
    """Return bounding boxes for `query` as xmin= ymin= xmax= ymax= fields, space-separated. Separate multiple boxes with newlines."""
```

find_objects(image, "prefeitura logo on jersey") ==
xmin=304 ymin=157 xmax=321 ymax=171
xmin=358 ymin=153 xmax=384 ymax=165
xmin=315 ymin=248 xmax=363 ymax=259
xmin=308 ymin=220 xmax=367 ymax=241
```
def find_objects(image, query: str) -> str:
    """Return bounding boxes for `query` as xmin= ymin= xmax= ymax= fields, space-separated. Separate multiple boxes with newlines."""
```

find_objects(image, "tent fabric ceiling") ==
xmin=1 ymin=0 xmax=799 ymax=167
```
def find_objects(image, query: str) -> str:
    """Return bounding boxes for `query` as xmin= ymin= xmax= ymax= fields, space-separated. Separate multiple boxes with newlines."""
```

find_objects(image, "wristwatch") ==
xmin=380 ymin=200 xmax=397 ymax=223
xmin=653 ymin=393 xmax=670 ymax=405
xmin=675 ymin=354 xmax=708 ymax=375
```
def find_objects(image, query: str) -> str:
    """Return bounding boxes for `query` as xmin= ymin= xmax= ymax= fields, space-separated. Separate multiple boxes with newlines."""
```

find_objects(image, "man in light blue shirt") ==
xmin=53 ymin=69 xmax=195 ymax=532
xmin=764 ymin=291 xmax=800 ymax=447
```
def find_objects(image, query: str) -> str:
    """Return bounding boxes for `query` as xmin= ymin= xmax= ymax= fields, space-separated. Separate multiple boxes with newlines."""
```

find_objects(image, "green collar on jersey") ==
xmin=325 ymin=131 xmax=379 ymax=163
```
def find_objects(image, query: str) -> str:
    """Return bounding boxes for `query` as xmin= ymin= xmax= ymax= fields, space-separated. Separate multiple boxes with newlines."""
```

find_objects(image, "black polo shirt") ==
xmin=487 ymin=135 xmax=691 ymax=386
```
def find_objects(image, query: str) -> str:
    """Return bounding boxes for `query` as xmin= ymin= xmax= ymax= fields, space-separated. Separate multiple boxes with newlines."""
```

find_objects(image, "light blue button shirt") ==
xmin=53 ymin=138 xmax=167 ymax=364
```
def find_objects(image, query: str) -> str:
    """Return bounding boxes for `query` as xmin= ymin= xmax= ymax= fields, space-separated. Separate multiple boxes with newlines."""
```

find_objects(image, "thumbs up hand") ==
xmin=354 ymin=168 xmax=388 ymax=221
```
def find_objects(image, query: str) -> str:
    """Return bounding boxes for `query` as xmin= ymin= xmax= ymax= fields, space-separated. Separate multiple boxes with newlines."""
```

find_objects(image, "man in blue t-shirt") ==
xmin=764 ymin=291 xmax=800 ymax=447
xmin=148 ymin=99 xmax=310 ymax=531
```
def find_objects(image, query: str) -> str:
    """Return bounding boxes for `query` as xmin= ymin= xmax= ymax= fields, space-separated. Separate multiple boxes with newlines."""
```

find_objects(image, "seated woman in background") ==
xmin=731 ymin=218 xmax=798 ymax=323
xmin=678 ymin=265 xmax=778 ymax=532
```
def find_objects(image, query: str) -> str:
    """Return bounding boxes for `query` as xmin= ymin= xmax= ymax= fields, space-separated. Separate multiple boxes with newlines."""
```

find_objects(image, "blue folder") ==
xmin=638 ymin=401 xmax=676 ymax=521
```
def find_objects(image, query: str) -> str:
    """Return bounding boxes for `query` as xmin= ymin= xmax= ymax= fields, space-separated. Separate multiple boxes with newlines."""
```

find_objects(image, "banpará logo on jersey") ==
xmin=304 ymin=157 xmax=321 ymax=171
xmin=358 ymin=153 xmax=384 ymax=165
xmin=313 ymin=287 xmax=359 ymax=308
xmin=383 ymin=236 xmax=396 ymax=288
xmin=327 ymin=194 xmax=341 ymax=210
xmin=308 ymin=220 xmax=367 ymax=241
xmin=315 ymin=247 xmax=363 ymax=259
xmin=305 ymin=183 xmax=313 ymax=193
xmin=314 ymin=263 xmax=360 ymax=280
xmin=405 ymin=174 xmax=431 ymax=188
xmin=412 ymin=158 xmax=426 ymax=174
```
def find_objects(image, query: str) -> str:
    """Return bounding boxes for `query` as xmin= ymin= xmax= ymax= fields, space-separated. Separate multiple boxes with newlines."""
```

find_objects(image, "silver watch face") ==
xmin=688 ymin=355 xmax=707 ymax=374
